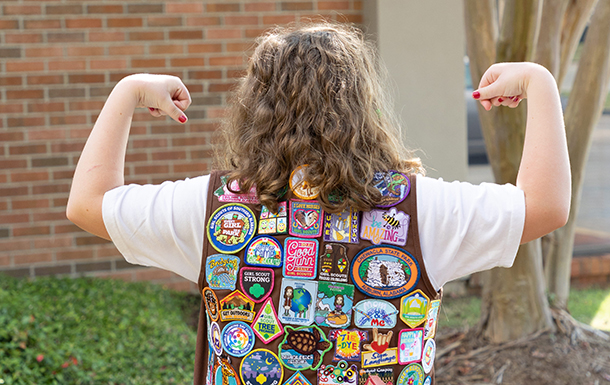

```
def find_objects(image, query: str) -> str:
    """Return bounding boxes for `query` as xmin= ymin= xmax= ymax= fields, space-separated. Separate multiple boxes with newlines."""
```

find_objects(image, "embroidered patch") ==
xmin=353 ymin=299 xmax=398 ymax=329
xmin=360 ymin=208 xmax=409 ymax=246
xmin=214 ymin=176 xmax=260 ymax=204
xmin=315 ymin=281 xmax=354 ymax=328
xmin=219 ymin=290 xmax=255 ymax=323
xmin=371 ymin=170 xmax=410 ymax=208
xmin=245 ymin=235 xmax=283 ymax=268
xmin=240 ymin=349 xmax=284 ymax=385
xmin=251 ymin=297 xmax=284 ymax=344
xmin=328 ymin=329 xmax=367 ymax=361
xmin=208 ymin=204 xmax=257 ymax=254
xmin=284 ymin=371 xmax=312 ymax=385
xmin=317 ymin=361 xmax=358 ymax=385
xmin=214 ymin=357 xmax=240 ymax=385
xmin=206 ymin=344 xmax=214 ymax=385
xmin=361 ymin=329 xmax=397 ymax=368
xmin=206 ymin=254 xmax=240 ymax=291
xmin=278 ymin=325 xmax=332 ymax=371
xmin=209 ymin=321 xmax=223 ymax=356
xmin=397 ymin=363 xmax=424 ymax=385
xmin=240 ymin=267 xmax=274 ymax=303
xmin=421 ymin=338 xmax=436 ymax=374
xmin=221 ymin=321 xmax=255 ymax=357
xmin=278 ymin=278 xmax=318 ymax=326
xmin=290 ymin=165 xmax=320 ymax=200
xmin=283 ymin=238 xmax=319 ymax=280
xmin=259 ymin=201 xmax=288 ymax=235
xmin=400 ymin=289 xmax=429 ymax=328
xmin=318 ymin=243 xmax=350 ymax=283
xmin=203 ymin=287 xmax=220 ymax=322
xmin=289 ymin=200 xmax=324 ymax=238
xmin=357 ymin=367 xmax=393 ymax=385
xmin=423 ymin=376 xmax=432 ymax=385
xmin=351 ymin=245 xmax=420 ymax=299
xmin=323 ymin=209 xmax=359 ymax=244
xmin=398 ymin=328 xmax=424 ymax=365
xmin=424 ymin=300 xmax=441 ymax=340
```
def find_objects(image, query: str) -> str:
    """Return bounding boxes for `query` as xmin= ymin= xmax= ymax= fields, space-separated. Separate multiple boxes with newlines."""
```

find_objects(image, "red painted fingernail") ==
xmin=472 ymin=91 xmax=480 ymax=99
xmin=514 ymin=97 xmax=519 ymax=102
xmin=149 ymin=107 xmax=155 ymax=112
xmin=179 ymin=115 xmax=187 ymax=123
xmin=498 ymin=98 xmax=504 ymax=102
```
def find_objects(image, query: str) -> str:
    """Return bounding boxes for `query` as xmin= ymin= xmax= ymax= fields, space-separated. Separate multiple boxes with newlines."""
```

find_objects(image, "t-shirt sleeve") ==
xmin=416 ymin=174 xmax=526 ymax=291
xmin=101 ymin=175 xmax=210 ymax=283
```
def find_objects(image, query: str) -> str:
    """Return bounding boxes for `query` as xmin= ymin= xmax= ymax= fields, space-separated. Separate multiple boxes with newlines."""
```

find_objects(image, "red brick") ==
xmin=11 ymin=172 xmax=49 ymax=184
xmin=33 ymin=236 xmax=72 ymax=249
xmin=135 ymin=165 xmax=170 ymax=174
xmin=171 ymin=57 xmax=205 ymax=67
xmin=164 ymin=280 xmax=195 ymax=292
xmin=49 ymin=115 xmax=87 ymax=126
xmin=132 ymin=138 xmax=168 ymax=148
xmin=108 ymin=45 xmax=145 ymax=55
xmin=0 ymin=132 xmax=24 ymax=141
xmin=56 ymin=224 xmax=81 ymax=234
xmin=245 ymin=2 xmax=277 ymax=12
xmin=262 ymin=15 xmax=296 ymax=24
xmin=4 ymin=5 xmax=41 ymax=15
xmin=166 ymin=3 xmax=204 ymax=13
xmin=208 ymin=108 xmax=227 ymax=118
xmin=32 ymin=183 xmax=70 ymax=195
xmin=31 ymin=157 xmax=70 ymax=168
xmin=14 ymin=253 xmax=53 ymax=265
xmin=13 ymin=226 xmax=50 ymax=237
xmin=317 ymin=1 xmax=350 ymax=10
xmin=90 ymin=59 xmax=128 ymax=70
xmin=151 ymin=150 xmax=187 ymax=160
xmin=5 ymin=33 xmax=43 ymax=44
xmin=69 ymin=74 xmax=105 ymax=83
xmin=354 ymin=1 xmax=362 ymax=10
xmin=46 ymin=4 xmax=83 ymax=14
xmin=53 ymin=197 xmax=69 ymax=208
xmin=149 ymin=45 xmax=184 ymax=55
xmin=207 ymin=28 xmax=242 ymax=39
xmin=66 ymin=46 xmax=104 ymax=56
xmin=188 ymin=43 xmax=222 ymax=54
xmin=107 ymin=17 xmax=143 ymax=28
xmin=131 ymin=58 xmax=166 ymax=68
xmin=24 ymin=19 xmax=62 ymax=29
xmin=25 ymin=47 xmax=63 ymax=58
xmin=47 ymin=32 xmax=85 ymax=43
xmin=246 ymin=28 xmax=271 ymax=38
xmin=169 ymin=30 xmax=203 ymax=40
xmin=209 ymin=56 xmax=243 ymax=66
xmin=5 ymin=61 xmax=44 ymax=72
xmin=206 ymin=3 xmax=241 ymax=12
xmin=66 ymin=18 xmax=103 ymax=29
xmin=127 ymin=4 xmax=164 ymax=13
xmin=56 ymin=249 xmax=94 ymax=261
xmin=94 ymin=271 xmax=134 ymax=281
xmin=7 ymin=117 xmax=46 ymax=127
xmin=89 ymin=31 xmax=125 ymax=42
xmin=27 ymin=75 xmax=64 ymax=85
xmin=9 ymin=144 xmax=47 ymax=155
xmin=68 ymin=126 xmax=91 ymax=137
xmin=186 ymin=16 xmax=221 ymax=26
xmin=53 ymin=170 xmax=75 ymax=180
xmin=341 ymin=14 xmax=363 ymax=23
xmin=125 ymin=152 xmax=148 ymax=162
xmin=227 ymin=42 xmax=254 ymax=52
xmin=87 ymin=5 xmax=124 ymax=14
xmin=49 ymin=60 xmax=86 ymax=71
xmin=0 ymin=104 xmax=24 ymax=114
xmin=12 ymin=197 xmax=50 ymax=209
xmin=147 ymin=16 xmax=182 ymax=27
xmin=281 ymin=2 xmax=314 ymax=11
xmin=0 ymin=159 xmax=27 ymax=169
xmin=27 ymin=128 xmax=66 ymax=139
xmin=174 ymin=162 xmax=207 ymax=173
xmin=6 ymin=90 xmax=44 ymax=99
xmin=225 ymin=15 xmax=259 ymax=25
xmin=69 ymin=100 xmax=105 ymax=111
xmin=0 ymin=76 xmax=22 ymax=86
xmin=172 ymin=137 xmax=206 ymax=146
xmin=128 ymin=31 xmax=164 ymax=41
xmin=0 ymin=20 xmax=19 ymax=29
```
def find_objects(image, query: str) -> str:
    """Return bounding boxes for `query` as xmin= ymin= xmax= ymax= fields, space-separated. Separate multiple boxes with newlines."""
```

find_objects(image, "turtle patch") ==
xmin=278 ymin=325 xmax=332 ymax=371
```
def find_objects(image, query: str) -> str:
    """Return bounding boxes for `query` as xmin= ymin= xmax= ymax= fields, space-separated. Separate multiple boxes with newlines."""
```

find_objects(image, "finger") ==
xmin=172 ymin=84 xmax=192 ymax=111
xmin=372 ymin=328 xmax=378 ymax=341
xmin=162 ymin=99 xmax=188 ymax=124
xmin=148 ymin=107 xmax=162 ymax=118
xmin=491 ymin=97 xmax=504 ymax=107
xmin=507 ymin=96 xmax=521 ymax=108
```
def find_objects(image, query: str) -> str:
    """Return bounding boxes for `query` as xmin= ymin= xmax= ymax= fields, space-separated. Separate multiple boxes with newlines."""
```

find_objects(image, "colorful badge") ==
xmin=318 ymin=243 xmax=350 ymax=283
xmin=259 ymin=201 xmax=288 ymax=235
xmin=240 ymin=349 xmax=284 ymax=385
xmin=315 ymin=281 xmax=354 ymax=328
xmin=279 ymin=325 xmax=332 ymax=371
xmin=398 ymin=328 xmax=424 ymax=365
xmin=206 ymin=254 xmax=240 ymax=291
xmin=208 ymin=204 xmax=257 ymax=254
xmin=424 ymin=300 xmax=440 ymax=340
xmin=423 ymin=376 xmax=431 ymax=385
xmin=206 ymin=344 xmax=215 ymax=385
xmin=357 ymin=367 xmax=393 ymax=385
xmin=351 ymin=245 xmax=420 ymax=299
xmin=318 ymin=361 xmax=358 ymax=385
xmin=240 ymin=267 xmax=274 ymax=303
xmin=222 ymin=321 xmax=255 ymax=357
xmin=252 ymin=297 xmax=284 ymax=344
xmin=289 ymin=200 xmax=323 ymax=238
xmin=290 ymin=165 xmax=320 ymax=200
xmin=284 ymin=372 xmax=312 ymax=385
xmin=360 ymin=208 xmax=409 ymax=246
xmin=323 ymin=209 xmax=360 ymax=244
xmin=214 ymin=176 xmax=260 ymax=204
xmin=245 ymin=235 xmax=283 ymax=268
xmin=361 ymin=329 xmax=397 ymax=368
xmin=328 ymin=329 xmax=367 ymax=361
xmin=353 ymin=299 xmax=398 ymax=329
xmin=214 ymin=357 xmax=240 ymax=385
xmin=209 ymin=321 xmax=223 ymax=356
xmin=421 ymin=339 xmax=436 ymax=374
xmin=371 ymin=171 xmax=410 ymax=208
xmin=283 ymin=238 xmax=318 ymax=279
xmin=397 ymin=364 xmax=424 ymax=385
xmin=400 ymin=290 xmax=429 ymax=328
xmin=219 ymin=290 xmax=255 ymax=323
xmin=278 ymin=278 xmax=318 ymax=326
xmin=203 ymin=287 xmax=220 ymax=322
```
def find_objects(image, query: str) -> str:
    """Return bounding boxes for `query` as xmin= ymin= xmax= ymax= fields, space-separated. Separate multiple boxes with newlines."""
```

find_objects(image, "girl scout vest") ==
xmin=195 ymin=170 xmax=442 ymax=385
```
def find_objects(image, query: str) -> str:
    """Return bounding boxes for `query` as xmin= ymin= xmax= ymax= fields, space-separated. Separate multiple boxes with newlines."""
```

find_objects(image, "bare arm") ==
xmin=474 ymin=63 xmax=571 ymax=244
xmin=67 ymin=75 xmax=191 ymax=239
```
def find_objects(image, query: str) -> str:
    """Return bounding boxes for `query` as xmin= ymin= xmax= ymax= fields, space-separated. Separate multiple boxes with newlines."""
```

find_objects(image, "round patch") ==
xmin=372 ymin=170 xmax=410 ymax=208
xmin=240 ymin=349 xmax=284 ymax=385
xmin=245 ymin=235 xmax=283 ymax=268
xmin=421 ymin=338 xmax=436 ymax=374
xmin=290 ymin=165 xmax=320 ymax=200
xmin=207 ymin=204 xmax=257 ymax=254
xmin=397 ymin=363 xmax=424 ymax=385
xmin=423 ymin=376 xmax=432 ymax=385
xmin=350 ymin=245 xmax=420 ymax=299
xmin=210 ymin=321 xmax=223 ymax=356
xmin=203 ymin=287 xmax=220 ymax=322
xmin=222 ymin=321 xmax=255 ymax=357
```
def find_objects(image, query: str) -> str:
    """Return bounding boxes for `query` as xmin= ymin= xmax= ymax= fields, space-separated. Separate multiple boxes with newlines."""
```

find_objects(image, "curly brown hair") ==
xmin=220 ymin=23 xmax=423 ymax=214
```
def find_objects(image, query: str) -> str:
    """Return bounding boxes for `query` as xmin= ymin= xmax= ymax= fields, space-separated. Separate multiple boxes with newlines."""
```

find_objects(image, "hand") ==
xmin=363 ymin=328 xmax=393 ymax=354
xmin=124 ymin=74 xmax=192 ymax=124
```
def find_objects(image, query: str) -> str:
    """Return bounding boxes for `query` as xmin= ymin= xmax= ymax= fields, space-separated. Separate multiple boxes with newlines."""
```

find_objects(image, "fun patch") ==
xmin=360 ymin=208 xmax=409 ymax=246
xmin=328 ymin=329 xmax=367 ymax=361
xmin=259 ymin=201 xmax=288 ymax=235
xmin=289 ymin=200 xmax=323 ymax=238
xmin=209 ymin=321 xmax=223 ymax=356
xmin=361 ymin=329 xmax=397 ymax=368
xmin=208 ymin=204 xmax=256 ymax=254
xmin=206 ymin=255 xmax=240 ymax=291
xmin=278 ymin=278 xmax=318 ymax=326
xmin=219 ymin=290 xmax=255 ymax=323
xmin=214 ymin=357 xmax=239 ymax=385
xmin=290 ymin=165 xmax=320 ymax=200
xmin=400 ymin=289 xmax=429 ymax=328
xmin=398 ymin=328 xmax=424 ymax=365
xmin=315 ymin=281 xmax=354 ymax=328
xmin=371 ymin=170 xmax=410 ymax=208
xmin=251 ymin=297 xmax=284 ymax=344
xmin=245 ymin=235 xmax=283 ymax=268
xmin=353 ymin=299 xmax=398 ymax=329
xmin=240 ymin=267 xmax=274 ymax=303
xmin=283 ymin=237 xmax=318 ymax=279
xmin=421 ymin=339 xmax=436 ymax=374
xmin=318 ymin=243 xmax=350 ymax=283
xmin=357 ymin=367 xmax=393 ymax=385
xmin=323 ymin=209 xmax=359 ymax=244
xmin=214 ymin=176 xmax=260 ymax=204
xmin=317 ymin=361 xmax=358 ymax=385
xmin=222 ymin=321 xmax=255 ymax=357
xmin=397 ymin=364 xmax=424 ymax=385
xmin=284 ymin=372 xmax=312 ymax=385
xmin=278 ymin=325 xmax=332 ymax=371
xmin=203 ymin=287 xmax=220 ymax=322
xmin=351 ymin=245 xmax=420 ymax=299
xmin=424 ymin=300 xmax=440 ymax=340
xmin=423 ymin=377 xmax=431 ymax=385
xmin=240 ymin=349 xmax=284 ymax=385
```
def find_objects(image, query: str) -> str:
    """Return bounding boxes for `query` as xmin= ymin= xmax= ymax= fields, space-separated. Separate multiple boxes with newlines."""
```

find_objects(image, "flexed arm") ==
xmin=67 ymin=75 xmax=191 ymax=239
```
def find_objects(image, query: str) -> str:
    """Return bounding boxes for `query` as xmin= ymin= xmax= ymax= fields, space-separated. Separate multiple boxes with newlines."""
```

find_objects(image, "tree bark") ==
xmin=535 ymin=0 xmax=569 ymax=78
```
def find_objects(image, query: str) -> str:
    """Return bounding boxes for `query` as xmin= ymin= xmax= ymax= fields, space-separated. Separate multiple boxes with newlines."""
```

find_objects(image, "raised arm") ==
xmin=66 ymin=75 xmax=191 ymax=239
xmin=473 ymin=62 xmax=571 ymax=244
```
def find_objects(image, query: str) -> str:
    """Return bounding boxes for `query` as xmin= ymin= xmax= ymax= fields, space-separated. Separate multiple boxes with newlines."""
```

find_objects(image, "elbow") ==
xmin=66 ymin=197 xmax=82 ymax=226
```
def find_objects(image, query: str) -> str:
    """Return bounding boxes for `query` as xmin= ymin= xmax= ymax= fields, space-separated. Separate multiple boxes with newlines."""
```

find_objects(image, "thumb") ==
xmin=165 ymin=99 xmax=188 ymax=124
xmin=473 ymin=81 xmax=503 ymax=101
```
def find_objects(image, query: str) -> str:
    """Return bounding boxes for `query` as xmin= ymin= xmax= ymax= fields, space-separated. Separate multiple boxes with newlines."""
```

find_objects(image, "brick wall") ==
xmin=0 ymin=1 xmax=363 ymax=291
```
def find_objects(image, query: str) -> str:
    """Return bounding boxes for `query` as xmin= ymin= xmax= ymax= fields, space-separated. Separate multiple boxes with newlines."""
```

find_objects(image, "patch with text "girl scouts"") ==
xmin=289 ymin=200 xmax=324 ymax=238
xmin=240 ymin=267 xmax=274 ymax=303
xmin=283 ymin=238 xmax=318 ymax=280
xmin=251 ymin=297 xmax=284 ymax=344
xmin=245 ymin=235 xmax=283 ymax=268
xmin=207 ymin=204 xmax=257 ymax=254
xmin=318 ymin=243 xmax=350 ymax=283
xmin=240 ymin=349 xmax=284 ymax=385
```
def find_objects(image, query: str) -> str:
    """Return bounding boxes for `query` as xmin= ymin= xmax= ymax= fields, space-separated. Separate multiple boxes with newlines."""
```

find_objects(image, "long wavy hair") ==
xmin=220 ymin=23 xmax=423 ymax=214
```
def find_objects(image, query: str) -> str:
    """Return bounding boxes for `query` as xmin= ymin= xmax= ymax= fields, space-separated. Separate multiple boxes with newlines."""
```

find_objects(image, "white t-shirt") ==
xmin=102 ymin=174 xmax=525 ymax=291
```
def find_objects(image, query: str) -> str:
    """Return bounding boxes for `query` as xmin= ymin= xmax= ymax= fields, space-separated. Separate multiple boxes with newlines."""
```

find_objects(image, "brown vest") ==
xmin=194 ymin=171 xmax=441 ymax=385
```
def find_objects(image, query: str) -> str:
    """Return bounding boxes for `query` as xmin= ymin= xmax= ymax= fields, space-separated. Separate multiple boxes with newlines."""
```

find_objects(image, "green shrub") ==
xmin=0 ymin=276 xmax=197 ymax=385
